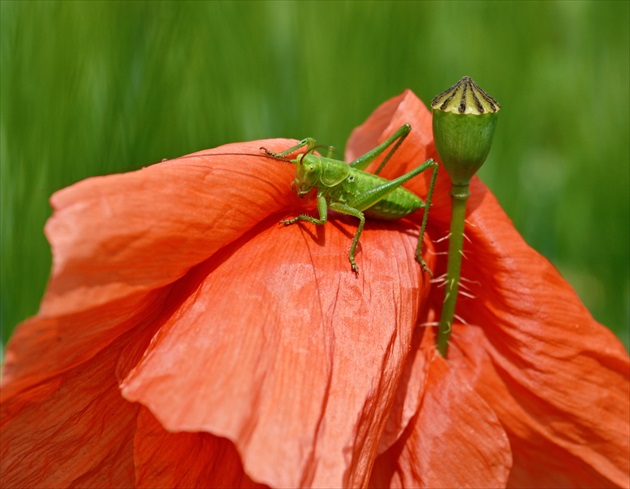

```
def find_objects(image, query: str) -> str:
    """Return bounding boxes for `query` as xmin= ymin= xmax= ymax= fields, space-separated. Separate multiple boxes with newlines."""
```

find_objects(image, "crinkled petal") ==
xmin=45 ymin=139 xmax=298 ymax=314
xmin=2 ymin=140 xmax=297 ymax=398
xmin=370 ymin=333 xmax=512 ymax=488
xmin=374 ymin=316 xmax=430 ymax=457
xmin=2 ymin=140 xmax=299 ymax=486
xmin=2 ymin=130 xmax=436 ymax=488
xmin=122 ymin=216 xmax=433 ymax=488
xmin=345 ymin=92 xmax=451 ymax=459
xmin=134 ymin=407 xmax=266 ymax=488
xmin=0 ymin=327 xmax=149 ymax=488
xmin=350 ymin=90 xmax=630 ymax=488
xmin=448 ymin=187 xmax=630 ymax=488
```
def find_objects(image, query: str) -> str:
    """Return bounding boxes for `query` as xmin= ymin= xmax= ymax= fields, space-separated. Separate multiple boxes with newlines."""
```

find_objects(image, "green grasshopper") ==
xmin=261 ymin=123 xmax=438 ymax=275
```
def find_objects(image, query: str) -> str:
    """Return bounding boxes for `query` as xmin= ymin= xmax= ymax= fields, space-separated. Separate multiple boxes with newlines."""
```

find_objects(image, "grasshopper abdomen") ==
xmin=333 ymin=170 xmax=424 ymax=220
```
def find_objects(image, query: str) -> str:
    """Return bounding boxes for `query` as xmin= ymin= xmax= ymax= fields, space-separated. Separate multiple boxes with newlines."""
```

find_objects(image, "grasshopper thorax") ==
xmin=292 ymin=153 xmax=350 ymax=196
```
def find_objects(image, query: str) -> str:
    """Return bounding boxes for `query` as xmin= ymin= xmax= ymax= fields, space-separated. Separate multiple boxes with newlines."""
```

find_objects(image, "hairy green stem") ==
xmin=437 ymin=183 xmax=470 ymax=356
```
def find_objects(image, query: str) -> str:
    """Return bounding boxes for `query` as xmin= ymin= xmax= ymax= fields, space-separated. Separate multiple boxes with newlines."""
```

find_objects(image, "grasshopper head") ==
xmin=292 ymin=153 xmax=321 ymax=195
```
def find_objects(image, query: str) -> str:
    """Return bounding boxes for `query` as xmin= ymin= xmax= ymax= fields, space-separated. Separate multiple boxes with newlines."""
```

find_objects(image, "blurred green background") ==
xmin=1 ymin=1 xmax=628 ymax=349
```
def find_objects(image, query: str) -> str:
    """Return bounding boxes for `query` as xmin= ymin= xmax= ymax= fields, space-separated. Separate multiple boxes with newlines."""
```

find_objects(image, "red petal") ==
xmin=122 ymin=218 xmax=432 ymax=488
xmin=2 ymin=140 xmax=300 ymax=486
xmin=44 ymin=139 xmax=298 ymax=315
xmin=2 ymin=140 xmax=297 ymax=398
xmin=370 ymin=334 xmax=512 ymax=488
xmin=1 ymin=330 xmax=144 ymax=488
xmin=134 ymin=407 xmax=266 ymax=488
xmin=350 ymin=90 xmax=630 ymax=487
xmin=3 ymin=132 xmax=437 ymax=487
xmin=449 ymin=188 xmax=630 ymax=488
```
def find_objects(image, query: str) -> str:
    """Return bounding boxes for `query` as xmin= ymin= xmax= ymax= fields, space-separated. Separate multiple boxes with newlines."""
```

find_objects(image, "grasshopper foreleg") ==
xmin=281 ymin=195 xmax=367 ymax=275
xmin=281 ymin=193 xmax=328 ymax=226
xmin=262 ymin=138 xmax=316 ymax=159
xmin=328 ymin=203 xmax=365 ymax=275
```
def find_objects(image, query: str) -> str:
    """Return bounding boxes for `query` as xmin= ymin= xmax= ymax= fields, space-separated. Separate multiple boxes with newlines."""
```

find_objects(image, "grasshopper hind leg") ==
xmin=415 ymin=250 xmax=432 ymax=276
xmin=414 ymin=160 xmax=439 ymax=276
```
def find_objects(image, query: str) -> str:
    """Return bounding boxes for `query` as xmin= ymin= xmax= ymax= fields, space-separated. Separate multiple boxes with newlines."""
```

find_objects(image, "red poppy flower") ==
xmin=2 ymin=90 xmax=628 ymax=489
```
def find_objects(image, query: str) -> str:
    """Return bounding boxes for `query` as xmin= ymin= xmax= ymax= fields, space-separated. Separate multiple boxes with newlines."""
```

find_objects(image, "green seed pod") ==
xmin=431 ymin=76 xmax=500 ymax=186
